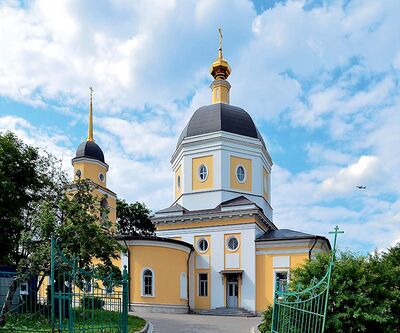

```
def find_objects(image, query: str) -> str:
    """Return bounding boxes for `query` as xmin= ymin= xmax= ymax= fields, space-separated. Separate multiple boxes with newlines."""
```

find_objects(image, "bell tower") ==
xmin=71 ymin=88 xmax=117 ymax=226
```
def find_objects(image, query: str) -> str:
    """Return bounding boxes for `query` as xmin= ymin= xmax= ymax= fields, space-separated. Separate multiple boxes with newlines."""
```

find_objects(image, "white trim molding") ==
xmin=141 ymin=267 xmax=155 ymax=298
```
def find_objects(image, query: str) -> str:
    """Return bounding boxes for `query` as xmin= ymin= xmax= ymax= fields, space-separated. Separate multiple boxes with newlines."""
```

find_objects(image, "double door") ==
xmin=226 ymin=274 xmax=239 ymax=308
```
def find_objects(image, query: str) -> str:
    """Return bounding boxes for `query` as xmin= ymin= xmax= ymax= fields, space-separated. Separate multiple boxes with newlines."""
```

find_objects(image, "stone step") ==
xmin=193 ymin=307 xmax=255 ymax=317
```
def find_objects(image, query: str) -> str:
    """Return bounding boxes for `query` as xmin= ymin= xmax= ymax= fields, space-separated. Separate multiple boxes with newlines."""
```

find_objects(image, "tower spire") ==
xmin=210 ymin=28 xmax=231 ymax=104
xmin=87 ymin=87 xmax=94 ymax=142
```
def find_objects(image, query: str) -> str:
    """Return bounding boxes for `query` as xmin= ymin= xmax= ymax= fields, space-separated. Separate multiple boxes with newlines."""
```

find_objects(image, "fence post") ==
xmin=50 ymin=237 xmax=55 ymax=332
xmin=270 ymin=278 xmax=279 ymax=332
xmin=122 ymin=265 xmax=128 ymax=333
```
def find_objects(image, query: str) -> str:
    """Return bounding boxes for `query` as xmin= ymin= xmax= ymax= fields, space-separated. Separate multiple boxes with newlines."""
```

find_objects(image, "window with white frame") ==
xmin=198 ymin=164 xmax=208 ymax=182
xmin=226 ymin=235 xmax=239 ymax=251
xmin=142 ymin=269 xmax=154 ymax=296
xmin=197 ymin=238 xmax=209 ymax=253
xmin=274 ymin=271 xmax=289 ymax=293
xmin=236 ymin=165 xmax=246 ymax=183
xmin=198 ymin=273 xmax=208 ymax=297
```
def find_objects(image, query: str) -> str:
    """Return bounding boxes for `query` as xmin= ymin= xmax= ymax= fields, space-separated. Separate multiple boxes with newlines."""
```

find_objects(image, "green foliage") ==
xmin=0 ymin=131 xmax=65 ymax=266
xmin=258 ymin=306 xmax=273 ymax=333
xmin=80 ymin=296 xmax=105 ymax=310
xmin=116 ymin=199 xmax=155 ymax=236
xmin=289 ymin=245 xmax=400 ymax=333
xmin=0 ymin=132 xmax=121 ymax=276
xmin=22 ymin=179 xmax=122 ymax=276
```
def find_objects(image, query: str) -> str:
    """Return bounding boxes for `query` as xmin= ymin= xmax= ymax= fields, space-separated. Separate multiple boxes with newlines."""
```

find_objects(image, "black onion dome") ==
xmin=74 ymin=140 xmax=105 ymax=163
xmin=177 ymin=103 xmax=265 ymax=147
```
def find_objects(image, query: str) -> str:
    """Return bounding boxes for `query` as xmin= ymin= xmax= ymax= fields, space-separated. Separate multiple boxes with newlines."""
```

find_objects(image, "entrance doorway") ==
xmin=226 ymin=274 xmax=239 ymax=308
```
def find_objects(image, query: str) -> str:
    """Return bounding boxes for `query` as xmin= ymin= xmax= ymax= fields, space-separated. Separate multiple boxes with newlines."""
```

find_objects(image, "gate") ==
xmin=0 ymin=238 xmax=128 ymax=333
xmin=271 ymin=226 xmax=343 ymax=333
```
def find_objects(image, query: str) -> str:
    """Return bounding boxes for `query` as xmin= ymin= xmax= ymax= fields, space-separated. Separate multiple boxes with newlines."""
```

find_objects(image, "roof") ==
xmin=220 ymin=195 xmax=255 ymax=207
xmin=154 ymin=196 xmax=275 ymax=230
xmin=156 ymin=203 xmax=188 ymax=214
xmin=177 ymin=103 xmax=265 ymax=147
xmin=256 ymin=229 xmax=330 ymax=245
xmin=156 ymin=196 xmax=263 ymax=216
xmin=117 ymin=234 xmax=194 ymax=250
xmin=74 ymin=140 xmax=105 ymax=163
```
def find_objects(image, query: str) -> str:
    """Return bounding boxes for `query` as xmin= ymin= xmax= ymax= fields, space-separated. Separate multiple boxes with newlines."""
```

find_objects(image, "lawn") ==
xmin=0 ymin=309 xmax=146 ymax=333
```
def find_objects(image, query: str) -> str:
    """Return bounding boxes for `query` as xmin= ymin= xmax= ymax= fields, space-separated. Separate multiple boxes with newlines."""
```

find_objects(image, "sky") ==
xmin=0 ymin=0 xmax=399 ymax=253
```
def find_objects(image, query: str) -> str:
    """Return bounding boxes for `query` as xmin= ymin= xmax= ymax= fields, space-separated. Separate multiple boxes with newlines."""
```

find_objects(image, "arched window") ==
xmin=100 ymin=198 xmax=108 ymax=224
xmin=142 ymin=268 xmax=154 ymax=296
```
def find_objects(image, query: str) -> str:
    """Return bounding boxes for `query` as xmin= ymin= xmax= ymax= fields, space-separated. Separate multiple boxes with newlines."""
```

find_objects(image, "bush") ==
xmin=291 ymin=245 xmax=400 ymax=333
xmin=258 ymin=306 xmax=273 ymax=333
xmin=80 ymin=296 xmax=105 ymax=310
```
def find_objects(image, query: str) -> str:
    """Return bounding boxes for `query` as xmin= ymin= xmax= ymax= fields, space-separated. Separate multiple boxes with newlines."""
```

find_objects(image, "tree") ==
xmin=116 ymin=199 xmax=155 ymax=236
xmin=0 ymin=131 xmax=65 ymax=266
xmin=0 ymin=133 xmax=122 ymax=326
xmin=290 ymin=247 xmax=400 ymax=333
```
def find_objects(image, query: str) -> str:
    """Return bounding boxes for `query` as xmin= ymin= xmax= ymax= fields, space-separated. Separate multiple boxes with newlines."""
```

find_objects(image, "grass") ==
xmin=0 ymin=309 xmax=146 ymax=333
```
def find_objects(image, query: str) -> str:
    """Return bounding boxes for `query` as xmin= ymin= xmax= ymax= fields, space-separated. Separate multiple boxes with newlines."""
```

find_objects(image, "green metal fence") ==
xmin=271 ymin=226 xmax=343 ymax=333
xmin=0 ymin=238 xmax=128 ymax=333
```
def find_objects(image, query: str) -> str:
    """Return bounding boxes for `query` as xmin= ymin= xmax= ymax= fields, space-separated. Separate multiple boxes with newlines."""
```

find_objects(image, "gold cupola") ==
xmin=210 ymin=28 xmax=231 ymax=104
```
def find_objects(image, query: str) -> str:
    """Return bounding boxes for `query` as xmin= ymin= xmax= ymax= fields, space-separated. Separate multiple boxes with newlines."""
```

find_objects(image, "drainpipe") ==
xmin=186 ymin=248 xmax=193 ymax=314
xmin=309 ymin=236 xmax=318 ymax=260
xmin=123 ymin=238 xmax=131 ymax=308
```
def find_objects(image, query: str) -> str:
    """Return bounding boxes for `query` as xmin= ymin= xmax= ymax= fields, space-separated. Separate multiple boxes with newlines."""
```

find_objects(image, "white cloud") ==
xmin=321 ymin=155 xmax=380 ymax=194
xmin=0 ymin=0 xmax=399 ymax=252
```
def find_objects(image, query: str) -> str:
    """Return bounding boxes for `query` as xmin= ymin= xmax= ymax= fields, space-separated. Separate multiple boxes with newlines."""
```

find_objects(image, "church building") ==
xmin=72 ymin=33 xmax=330 ymax=316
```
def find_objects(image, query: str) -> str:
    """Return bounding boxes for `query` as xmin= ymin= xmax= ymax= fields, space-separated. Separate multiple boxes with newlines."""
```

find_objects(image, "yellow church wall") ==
xmin=74 ymin=161 xmax=108 ymax=187
xmin=255 ymin=249 xmax=310 ymax=313
xmin=175 ymin=165 xmax=182 ymax=199
xmin=230 ymin=156 xmax=252 ymax=192
xmin=156 ymin=217 xmax=268 ymax=232
xmin=129 ymin=245 xmax=188 ymax=306
xmin=192 ymin=155 xmax=214 ymax=191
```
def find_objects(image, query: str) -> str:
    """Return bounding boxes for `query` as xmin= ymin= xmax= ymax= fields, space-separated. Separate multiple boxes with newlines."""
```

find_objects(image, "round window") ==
xmin=227 ymin=236 xmax=239 ymax=251
xmin=99 ymin=173 xmax=105 ymax=182
xmin=197 ymin=238 xmax=209 ymax=253
xmin=75 ymin=169 xmax=82 ymax=178
xmin=177 ymin=175 xmax=181 ymax=191
xmin=236 ymin=165 xmax=246 ymax=183
xmin=198 ymin=164 xmax=208 ymax=182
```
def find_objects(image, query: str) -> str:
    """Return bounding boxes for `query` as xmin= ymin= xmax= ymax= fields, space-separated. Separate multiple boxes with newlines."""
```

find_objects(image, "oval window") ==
xmin=198 ymin=164 xmax=208 ymax=182
xmin=236 ymin=165 xmax=246 ymax=183
xmin=75 ymin=169 xmax=82 ymax=178
xmin=197 ymin=238 xmax=209 ymax=253
xmin=227 ymin=236 xmax=239 ymax=251
xmin=99 ymin=172 xmax=105 ymax=182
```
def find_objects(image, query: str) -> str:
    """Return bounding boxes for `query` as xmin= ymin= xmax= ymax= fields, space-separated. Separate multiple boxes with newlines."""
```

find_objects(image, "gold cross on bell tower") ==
xmin=218 ymin=27 xmax=223 ymax=59
xmin=87 ymin=87 xmax=94 ymax=142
